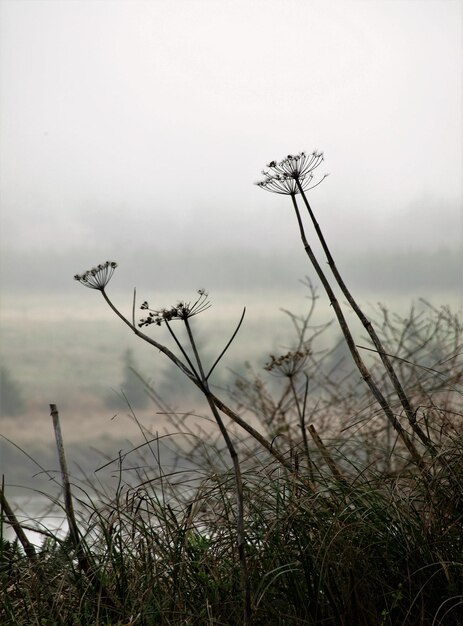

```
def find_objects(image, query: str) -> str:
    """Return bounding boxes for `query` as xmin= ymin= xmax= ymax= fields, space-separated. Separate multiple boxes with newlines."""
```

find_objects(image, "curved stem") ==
xmin=100 ymin=288 xmax=311 ymax=476
xmin=164 ymin=320 xmax=201 ymax=381
xmin=206 ymin=307 xmax=246 ymax=381
xmin=100 ymin=289 xmax=195 ymax=381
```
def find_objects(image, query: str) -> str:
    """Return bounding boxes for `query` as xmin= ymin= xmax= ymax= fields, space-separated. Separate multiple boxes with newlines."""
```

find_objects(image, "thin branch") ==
xmin=206 ymin=307 xmax=246 ymax=381
xmin=132 ymin=287 xmax=137 ymax=327
xmin=165 ymin=320 xmax=201 ymax=381
xmin=0 ymin=479 xmax=37 ymax=561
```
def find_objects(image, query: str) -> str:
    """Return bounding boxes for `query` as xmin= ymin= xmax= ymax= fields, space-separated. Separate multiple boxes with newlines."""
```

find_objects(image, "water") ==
xmin=2 ymin=493 xmax=69 ymax=547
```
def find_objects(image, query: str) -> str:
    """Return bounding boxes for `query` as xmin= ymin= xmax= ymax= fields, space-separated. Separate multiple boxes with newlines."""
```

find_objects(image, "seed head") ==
xmin=139 ymin=289 xmax=210 ymax=328
xmin=74 ymin=261 xmax=117 ymax=290
xmin=264 ymin=347 xmax=310 ymax=378
xmin=256 ymin=151 xmax=327 ymax=195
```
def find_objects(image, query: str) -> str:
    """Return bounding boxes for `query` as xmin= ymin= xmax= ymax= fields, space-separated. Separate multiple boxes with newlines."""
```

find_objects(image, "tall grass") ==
xmin=2 ymin=411 xmax=463 ymax=624
xmin=1 ymin=151 xmax=462 ymax=625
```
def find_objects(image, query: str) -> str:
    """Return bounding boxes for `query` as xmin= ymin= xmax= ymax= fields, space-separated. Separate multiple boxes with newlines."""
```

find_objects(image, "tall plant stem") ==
xmin=184 ymin=318 xmax=252 ymax=625
xmin=100 ymin=289 xmax=311 ymax=478
xmin=295 ymin=180 xmax=434 ymax=452
xmin=290 ymin=194 xmax=428 ymax=475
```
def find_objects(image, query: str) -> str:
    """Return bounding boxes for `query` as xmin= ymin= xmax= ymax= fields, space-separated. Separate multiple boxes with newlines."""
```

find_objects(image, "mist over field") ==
xmin=0 ymin=0 xmax=461 ymax=494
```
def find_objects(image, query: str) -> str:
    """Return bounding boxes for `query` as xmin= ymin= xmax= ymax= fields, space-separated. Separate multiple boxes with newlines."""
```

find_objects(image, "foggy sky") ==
xmin=0 ymin=0 xmax=461 ymax=300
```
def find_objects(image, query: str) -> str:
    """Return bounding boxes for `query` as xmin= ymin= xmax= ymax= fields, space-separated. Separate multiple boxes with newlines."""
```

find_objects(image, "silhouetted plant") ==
xmin=257 ymin=152 xmax=433 ymax=473
xmin=2 ymin=155 xmax=462 ymax=626
xmin=74 ymin=266 xmax=259 ymax=623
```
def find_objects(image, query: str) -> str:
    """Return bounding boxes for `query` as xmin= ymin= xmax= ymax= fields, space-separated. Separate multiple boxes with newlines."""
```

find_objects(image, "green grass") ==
xmin=2 ymin=391 xmax=463 ymax=625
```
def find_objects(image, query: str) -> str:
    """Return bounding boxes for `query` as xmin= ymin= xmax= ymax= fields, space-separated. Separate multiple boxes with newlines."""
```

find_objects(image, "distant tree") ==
xmin=320 ymin=334 xmax=354 ymax=384
xmin=0 ymin=367 xmax=25 ymax=416
xmin=105 ymin=349 xmax=149 ymax=411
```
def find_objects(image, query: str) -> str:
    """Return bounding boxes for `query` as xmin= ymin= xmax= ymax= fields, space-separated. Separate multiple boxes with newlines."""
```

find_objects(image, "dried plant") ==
xmin=257 ymin=151 xmax=434 ymax=474
xmin=2 ymin=152 xmax=462 ymax=626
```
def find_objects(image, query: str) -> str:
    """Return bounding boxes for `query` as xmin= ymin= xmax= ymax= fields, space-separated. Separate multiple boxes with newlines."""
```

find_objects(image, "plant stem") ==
xmin=0 ymin=482 xmax=37 ymax=561
xmin=101 ymin=289 xmax=196 ymax=381
xmin=289 ymin=375 xmax=315 ymax=485
xmin=290 ymin=194 xmax=428 ymax=476
xmin=184 ymin=318 xmax=252 ymax=625
xmin=99 ymin=289 xmax=309 ymax=478
xmin=295 ymin=180 xmax=434 ymax=452
xmin=50 ymin=404 xmax=117 ymax=612
xmin=50 ymin=404 xmax=80 ymax=549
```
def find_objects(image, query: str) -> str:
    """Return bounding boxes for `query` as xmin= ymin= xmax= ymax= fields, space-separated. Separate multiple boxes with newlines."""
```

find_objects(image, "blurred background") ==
xmin=0 ymin=0 xmax=461 ymax=491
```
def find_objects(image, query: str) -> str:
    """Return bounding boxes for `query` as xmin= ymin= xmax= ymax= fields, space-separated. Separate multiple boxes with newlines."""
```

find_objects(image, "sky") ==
xmin=0 ymin=0 xmax=462 ymax=485
xmin=0 ymin=0 xmax=461 ymax=288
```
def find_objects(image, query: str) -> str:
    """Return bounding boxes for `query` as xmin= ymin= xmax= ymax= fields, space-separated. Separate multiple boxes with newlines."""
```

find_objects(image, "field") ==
xmin=1 ymin=281 xmax=462 ymax=625
xmin=1 ymin=161 xmax=462 ymax=624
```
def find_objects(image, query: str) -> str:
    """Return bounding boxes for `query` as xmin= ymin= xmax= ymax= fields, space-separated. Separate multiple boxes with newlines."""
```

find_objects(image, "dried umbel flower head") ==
xmin=74 ymin=261 xmax=117 ymax=290
xmin=256 ymin=151 xmax=327 ymax=195
xmin=139 ymin=289 xmax=210 ymax=328
xmin=264 ymin=347 xmax=311 ymax=378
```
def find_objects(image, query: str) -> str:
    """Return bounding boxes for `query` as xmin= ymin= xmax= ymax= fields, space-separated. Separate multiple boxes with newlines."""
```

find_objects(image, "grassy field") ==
xmin=1 ymin=154 xmax=462 ymax=624
xmin=1 ymin=288 xmax=462 ymax=625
